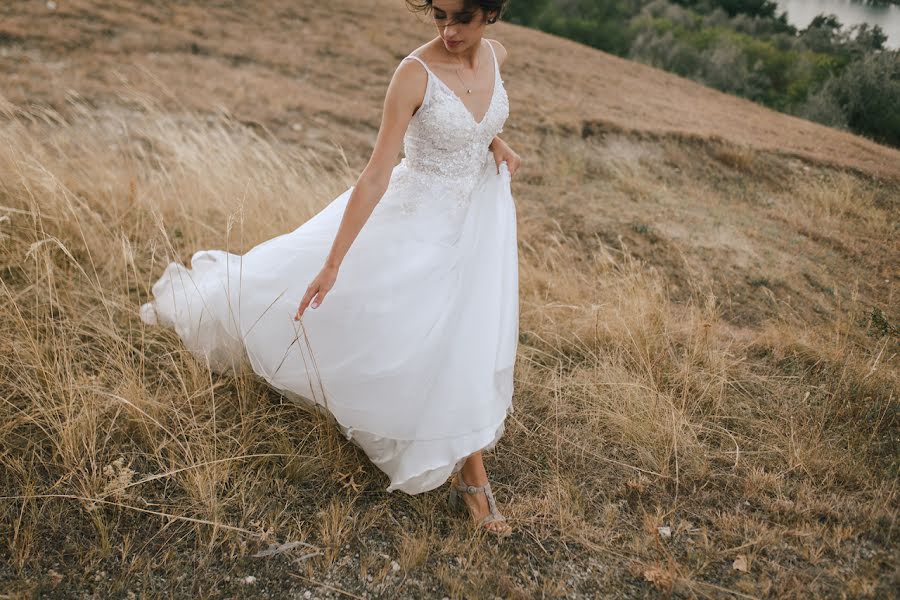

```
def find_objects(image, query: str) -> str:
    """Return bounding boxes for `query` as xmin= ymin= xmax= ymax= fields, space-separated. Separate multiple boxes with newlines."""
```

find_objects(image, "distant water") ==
xmin=775 ymin=0 xmax=900 ymax=48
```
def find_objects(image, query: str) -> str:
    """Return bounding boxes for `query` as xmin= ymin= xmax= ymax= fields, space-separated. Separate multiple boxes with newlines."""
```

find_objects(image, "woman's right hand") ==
xmin=294 ymin=264 xmax=339 ymax=320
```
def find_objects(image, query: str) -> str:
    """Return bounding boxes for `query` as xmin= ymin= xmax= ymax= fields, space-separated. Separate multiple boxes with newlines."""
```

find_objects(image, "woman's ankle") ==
xmin=460 ymin=469 xmax=489 ymax=487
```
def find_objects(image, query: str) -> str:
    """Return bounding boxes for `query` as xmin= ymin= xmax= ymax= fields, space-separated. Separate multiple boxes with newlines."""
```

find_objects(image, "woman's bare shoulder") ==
xmin=389 ymin=53 xmax=430 ymax=113
xmin=485 ymin=38 xmax=508 ymax=69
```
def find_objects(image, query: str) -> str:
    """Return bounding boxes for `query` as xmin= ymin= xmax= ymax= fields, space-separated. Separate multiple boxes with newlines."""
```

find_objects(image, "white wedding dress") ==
xmin=139 ymin=39 xmax=518 ymax=495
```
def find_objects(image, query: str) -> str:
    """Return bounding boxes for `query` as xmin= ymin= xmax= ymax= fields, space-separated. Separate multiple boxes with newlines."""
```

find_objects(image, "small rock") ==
xmin=657 ymin=526 xmax=672 ymax=539
xmin=391 ymin=560 xmax=400 ymax=572
xmin=732 ymin=555 xmax=749 ymax=572
xmin=242 ymin=575 xmax=257 ymax=585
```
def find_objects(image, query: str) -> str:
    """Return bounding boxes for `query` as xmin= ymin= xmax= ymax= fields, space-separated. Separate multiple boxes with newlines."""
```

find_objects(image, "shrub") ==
xmin=803 ymin=50 xmax=900 ymax=146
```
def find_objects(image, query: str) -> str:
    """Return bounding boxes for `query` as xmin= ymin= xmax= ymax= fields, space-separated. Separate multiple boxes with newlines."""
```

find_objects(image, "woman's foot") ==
xmin=449 ymin=471 xmax=512 ymax=536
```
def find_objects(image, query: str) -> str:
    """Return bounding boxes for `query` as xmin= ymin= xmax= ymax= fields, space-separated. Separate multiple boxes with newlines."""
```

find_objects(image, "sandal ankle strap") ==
xmin=455 ymin=472 xmax=488 ymax=494
xmin=456 ymin=473 xmax=504 ymax=520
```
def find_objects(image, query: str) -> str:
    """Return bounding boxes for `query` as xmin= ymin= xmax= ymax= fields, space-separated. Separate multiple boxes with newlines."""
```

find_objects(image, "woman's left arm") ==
xmin=486 ymin=40 xmax=521 ymax=176
xmin=489 ymin=135 xmax=522 ymax=176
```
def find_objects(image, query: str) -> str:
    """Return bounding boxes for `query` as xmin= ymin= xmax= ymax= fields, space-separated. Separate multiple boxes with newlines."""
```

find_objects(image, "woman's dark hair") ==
xmin=405 ymin=0 xmax=507 ymax=25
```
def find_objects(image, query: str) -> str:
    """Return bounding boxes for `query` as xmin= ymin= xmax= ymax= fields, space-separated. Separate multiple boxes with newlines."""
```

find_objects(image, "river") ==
xmin=775 ymin=0 xmax=900 ymax=48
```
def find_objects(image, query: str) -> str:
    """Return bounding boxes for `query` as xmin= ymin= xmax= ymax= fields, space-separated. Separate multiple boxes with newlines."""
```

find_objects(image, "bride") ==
xmin=140 ymin=0 xmax=522 ymax=537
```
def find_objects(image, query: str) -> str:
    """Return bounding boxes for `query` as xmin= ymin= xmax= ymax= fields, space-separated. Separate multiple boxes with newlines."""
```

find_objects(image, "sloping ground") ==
xmin=1 ymin=1 xmax=897 ymax=599
xmin=2 ymin=0 xmax=899 ymax=183
xmin=3 ymin=0 xmax=894 ymax=328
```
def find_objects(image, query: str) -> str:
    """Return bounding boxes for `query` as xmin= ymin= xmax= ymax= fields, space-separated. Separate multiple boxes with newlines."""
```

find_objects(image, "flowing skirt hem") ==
xmin=381 ymin=402 xmax=514 ymax=495
xmin=272 ymin=382 xmax=513 ymax=496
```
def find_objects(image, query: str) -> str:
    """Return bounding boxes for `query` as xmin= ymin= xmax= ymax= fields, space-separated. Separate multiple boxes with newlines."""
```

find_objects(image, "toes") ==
xmin=486 ymin=522 xmax=509 ymax=533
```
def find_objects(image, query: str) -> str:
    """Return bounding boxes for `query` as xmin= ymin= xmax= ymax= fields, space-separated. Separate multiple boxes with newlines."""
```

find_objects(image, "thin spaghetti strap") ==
xmin=484 ymin=38 xmax=499 ymax=76
xmin=402 ymin=55 xmax=433 ymax=110
xmin=403 ymin=54 xmax=430 ymax=74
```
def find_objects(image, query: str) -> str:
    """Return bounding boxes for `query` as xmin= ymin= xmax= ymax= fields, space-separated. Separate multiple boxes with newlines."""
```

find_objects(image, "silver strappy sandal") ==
xmin=448 ymin=471 xmax=512 ymax=537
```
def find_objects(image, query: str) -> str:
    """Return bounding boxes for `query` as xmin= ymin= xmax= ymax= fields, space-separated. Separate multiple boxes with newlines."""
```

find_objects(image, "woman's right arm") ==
xmin=294 ymin=58 xmax=427 ymax=320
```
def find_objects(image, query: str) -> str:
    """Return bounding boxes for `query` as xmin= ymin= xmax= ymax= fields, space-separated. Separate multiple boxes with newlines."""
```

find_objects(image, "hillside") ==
xmin=1 ymin=1 xmax=897 ymax=598
xmin=3 ymin=0 xmax=900 ymax=182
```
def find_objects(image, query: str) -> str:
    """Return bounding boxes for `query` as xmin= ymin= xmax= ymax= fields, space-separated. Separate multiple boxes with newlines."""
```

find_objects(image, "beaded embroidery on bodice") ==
xmin=389 ymin=38 xmax=510 ymax=215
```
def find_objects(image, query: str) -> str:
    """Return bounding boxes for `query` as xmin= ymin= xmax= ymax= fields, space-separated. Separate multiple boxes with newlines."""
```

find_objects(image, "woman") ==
xmin=140 ymin=0 xmax=521 ymax=537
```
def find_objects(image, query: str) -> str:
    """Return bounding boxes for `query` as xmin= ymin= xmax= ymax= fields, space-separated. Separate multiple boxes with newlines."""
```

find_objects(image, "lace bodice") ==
xmin=388 ymin=38 xmax=510 ymax=215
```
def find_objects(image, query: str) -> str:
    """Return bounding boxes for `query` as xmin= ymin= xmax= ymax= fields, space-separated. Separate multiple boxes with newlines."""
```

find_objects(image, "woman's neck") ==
xmin=437 ymin=37 xmax=482 ymax=70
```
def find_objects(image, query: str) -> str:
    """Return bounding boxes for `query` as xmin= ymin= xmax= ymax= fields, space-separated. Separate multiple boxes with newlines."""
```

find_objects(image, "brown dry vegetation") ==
xmin=1 ymin=1 xmax=898 ymax=599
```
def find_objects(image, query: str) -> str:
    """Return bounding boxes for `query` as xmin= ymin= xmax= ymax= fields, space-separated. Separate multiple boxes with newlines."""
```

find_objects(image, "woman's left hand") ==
xmin=489 ymin=138 xmax=522 ymax=177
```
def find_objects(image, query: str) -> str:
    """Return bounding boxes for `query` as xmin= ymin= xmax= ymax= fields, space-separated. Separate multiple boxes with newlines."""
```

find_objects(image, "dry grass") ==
xmin=2 ymin=0 xmax=900 ymax=184
xmin=1 ymin=1 xmax=899 ymax=598
xmin=1 ymin=93 xmax=897 ymax=598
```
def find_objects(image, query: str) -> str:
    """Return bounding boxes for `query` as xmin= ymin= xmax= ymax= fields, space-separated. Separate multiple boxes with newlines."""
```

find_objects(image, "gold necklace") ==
xmin=452 ymin=49 xmax=480 ymax=94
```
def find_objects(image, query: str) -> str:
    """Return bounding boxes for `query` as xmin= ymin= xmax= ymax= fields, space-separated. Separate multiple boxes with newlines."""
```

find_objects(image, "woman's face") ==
xmin=431 ymin=0 xmax=494 ymax=53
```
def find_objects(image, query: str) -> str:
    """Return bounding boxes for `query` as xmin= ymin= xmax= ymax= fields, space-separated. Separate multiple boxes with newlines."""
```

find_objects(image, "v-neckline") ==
xmin=411 ymin=39 xmax=497 ymax=127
